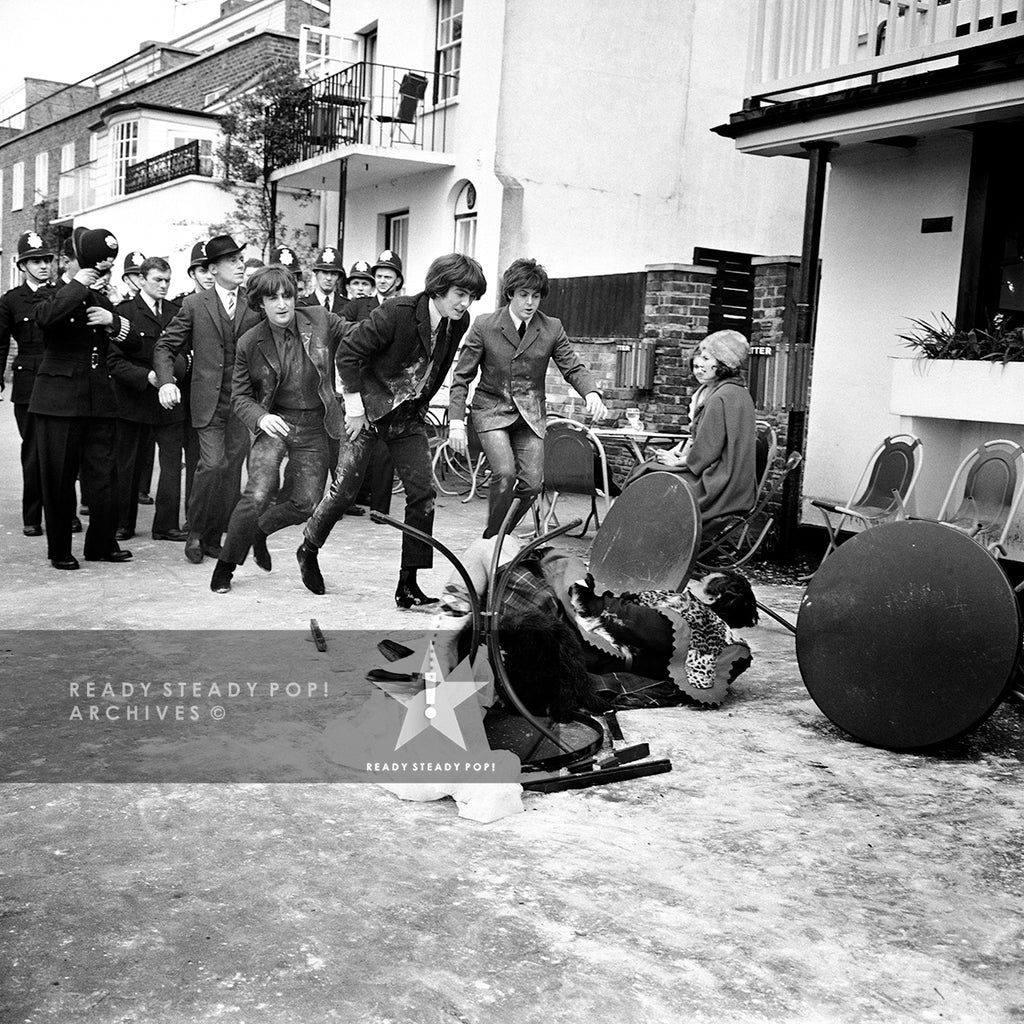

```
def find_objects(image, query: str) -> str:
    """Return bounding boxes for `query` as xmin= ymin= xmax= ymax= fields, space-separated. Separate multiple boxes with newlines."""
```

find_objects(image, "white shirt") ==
xmin=140 ymin=291 xmax=163 ymax=319
xmin=214 ymin=282 xmax=238 ymax=315
xmin=509 ymin=311 xmax=534 ymax=335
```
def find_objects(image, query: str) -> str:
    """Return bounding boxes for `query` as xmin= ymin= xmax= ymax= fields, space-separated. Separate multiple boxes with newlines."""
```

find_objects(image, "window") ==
xmin=34 ymin=151 xmax=49 ymax=204
xmin=385 ymin=211 xmax=409 ymax=274
xmin=60 ymin=141 xmax=76 ymax=172
xmin=89 ymin=133 xmax=98 ymax=163
xmin=111 ymin=120 xmax=139 ymax=197
xmin=11 ymin=161 xmax=24 ymax=210
xmin=434 ymin=0 xmax=462 ymax=102
xmin=453 ymin=181 xmax=477 ymax=257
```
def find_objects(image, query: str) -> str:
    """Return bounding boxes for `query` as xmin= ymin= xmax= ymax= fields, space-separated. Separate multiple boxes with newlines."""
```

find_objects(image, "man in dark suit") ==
xmin=210 ymin=267 xmax=349 ymax=593
xmin=449 ymin=257 xmax=607 ymax=537
xmin=299 ymin=246 xmax=347 ymax=315
xmin=153 ymin=234 xmax=261 ymax=564
xmin=296 ymin=253 xmax=487 ymax=607
xmin=29 ymin=228 xmax=137 ymax=570
xmin=0 ymin=231 xmax=59 ymax=536
xmin=109 ymin=257 xmax=188 ymax=541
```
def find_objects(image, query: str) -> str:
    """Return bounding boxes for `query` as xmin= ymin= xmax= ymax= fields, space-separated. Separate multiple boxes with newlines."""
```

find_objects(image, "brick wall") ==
xmin=534 ymin=258 xmax=806 ymax=541
xmin=0 ymin=32 xmax=299 ymax=268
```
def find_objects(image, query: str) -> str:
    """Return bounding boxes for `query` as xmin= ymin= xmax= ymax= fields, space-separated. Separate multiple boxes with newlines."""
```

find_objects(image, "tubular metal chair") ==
xmin=534 ymin=418 xmax=611 ymax=538
xmin=373 ymin=71 xmax=428 ymax=144
xmin=810 ymin=434 xmax=923 ymax=566
xmin=934 ymin=439 xmax=1024 ymax=557
xmin=697 ymin=450 xmax=803 ymax=571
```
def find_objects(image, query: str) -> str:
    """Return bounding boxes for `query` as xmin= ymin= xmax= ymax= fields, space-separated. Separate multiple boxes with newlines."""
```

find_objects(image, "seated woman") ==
xmin=623 ymin=330 xmax=757 ymax=529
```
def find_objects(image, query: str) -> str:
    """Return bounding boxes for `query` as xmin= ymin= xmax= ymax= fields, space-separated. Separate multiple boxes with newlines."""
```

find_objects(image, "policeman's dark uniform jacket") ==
xmin=152 ymin=239 xmax=260 ymax=557
xmin=109 ymin=292 xmax=188 ymax=537
xmin=303 ymin=291 xmax=468 ymax=570
xmin=0 ymin=249 xmax=57 ymax=532
xmin=29 ymin=244 xmax=136 ymax=566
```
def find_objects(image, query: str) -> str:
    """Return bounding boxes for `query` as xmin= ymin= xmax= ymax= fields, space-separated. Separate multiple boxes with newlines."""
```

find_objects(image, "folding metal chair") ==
xmin=697 ymin=450 xmax=803 ymax=571
xmin=810 ymin=434 xmax=923 ymax=566
xmin=534 ymin=418 xmax=611 ymax=538
xmin=373 ymin=71 xmax=428 ymax=144
xmin=933 ymin=439 xmax=1024 ymax=557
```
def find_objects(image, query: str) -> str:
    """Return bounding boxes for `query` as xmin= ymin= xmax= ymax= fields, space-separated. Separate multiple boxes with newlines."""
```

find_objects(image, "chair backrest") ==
xmin=589 ymin=471 xmax=702 ymax=593
xmin=543 ymin=420 xmax=599 ymax=496
xmin=754 ymin=420 xmax=778 ymax=499
xmin=850 ymin=434 xmax=922 ymax=514
xmin=394 ymin=72 xmax=428 ymax=122
xmin=939 ymin=439 xmax=1024 ymax=543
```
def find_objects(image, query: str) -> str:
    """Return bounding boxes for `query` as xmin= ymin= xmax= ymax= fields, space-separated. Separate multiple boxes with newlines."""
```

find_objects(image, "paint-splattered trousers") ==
xmin=304 ymin=403 xmax=435 ymax=569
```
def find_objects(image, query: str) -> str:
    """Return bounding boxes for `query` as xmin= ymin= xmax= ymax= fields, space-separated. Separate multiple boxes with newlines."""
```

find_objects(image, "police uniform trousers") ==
xmin=305 ymin=402 xmax=434 ymax=569
xmin=12 ymin=403 xmax=43 ymax=529
xmin=36 ymin=414 xmax=118 ymax=561
xmin=116 ymin=419 xmax=185 ymax=535
xmin=221 ymin=408 xmax=329 ymax=565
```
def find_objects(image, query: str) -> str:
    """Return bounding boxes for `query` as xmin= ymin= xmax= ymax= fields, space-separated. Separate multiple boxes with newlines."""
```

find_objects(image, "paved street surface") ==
xmin=1 ymin=408 xmax=1023 ymax=1024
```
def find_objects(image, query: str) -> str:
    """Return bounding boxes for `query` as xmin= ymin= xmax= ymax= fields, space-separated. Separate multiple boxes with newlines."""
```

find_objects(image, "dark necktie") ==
xmin=156 ymin=300 xmax=162 ymax=319
xmin=517 ymin=320 xmax=526 ymax=340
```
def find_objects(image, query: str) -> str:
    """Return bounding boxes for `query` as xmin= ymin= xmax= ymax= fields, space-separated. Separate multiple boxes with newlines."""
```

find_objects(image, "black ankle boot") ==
xmin=296 ymin=540 xmax=325 ymax=595
xmin=395 ymin=570 xmax=439 ymax=610
xmin=210 ymin=559 xmax=236 ymax=594
xmin=252 ymin=529 xmax=272 ymax=572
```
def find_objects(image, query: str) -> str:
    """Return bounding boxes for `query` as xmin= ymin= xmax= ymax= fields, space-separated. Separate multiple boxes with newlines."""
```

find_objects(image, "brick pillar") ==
xmin=751 ymin=256 xmax=800 ymax=416
xmin=642 ymin=262 xmax=715 ymax=434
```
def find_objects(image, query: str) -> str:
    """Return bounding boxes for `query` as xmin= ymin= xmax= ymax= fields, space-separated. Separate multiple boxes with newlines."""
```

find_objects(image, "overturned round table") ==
xmin=796 ymin=519 xmax=1021 ymax=750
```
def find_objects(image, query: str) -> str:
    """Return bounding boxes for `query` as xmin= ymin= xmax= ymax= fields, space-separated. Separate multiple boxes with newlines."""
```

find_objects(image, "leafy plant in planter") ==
xmin=899 ymin=313 xmax=1024 ymax=363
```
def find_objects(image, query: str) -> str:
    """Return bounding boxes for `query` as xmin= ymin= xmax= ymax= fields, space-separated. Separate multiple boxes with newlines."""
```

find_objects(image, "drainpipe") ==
xmin=778 ymin=140 xmax=834 ymax=560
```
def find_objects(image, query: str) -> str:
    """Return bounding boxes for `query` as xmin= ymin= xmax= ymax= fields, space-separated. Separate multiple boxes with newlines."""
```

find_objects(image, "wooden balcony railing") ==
xmin=264 ymin=62 xmax=455 ymax=175
xmin=747 ymin=0 xmax=1024 ymax=104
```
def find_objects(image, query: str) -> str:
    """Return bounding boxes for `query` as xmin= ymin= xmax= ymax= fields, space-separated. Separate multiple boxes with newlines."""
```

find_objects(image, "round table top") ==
xmin=589 ymin=471 xmax=701 ymax=594
xmin=796 ymin=520 xmax=1021 ymax=750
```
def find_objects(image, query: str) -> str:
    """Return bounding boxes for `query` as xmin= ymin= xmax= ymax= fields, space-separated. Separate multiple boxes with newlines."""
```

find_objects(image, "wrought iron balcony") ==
xmin=264 ymin=62 xmax=455 ymax=175
xmin=124 ymin=139 xmax=213 ymax=195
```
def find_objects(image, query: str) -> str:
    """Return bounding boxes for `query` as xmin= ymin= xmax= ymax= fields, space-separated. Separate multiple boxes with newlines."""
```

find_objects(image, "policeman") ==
xmin=346 ymin=259 xmax=375 ymax=301
xmin=0 ymin=231 xmax=77 ymax=537
xmin=340 ymin=249 xmax=403 ymax=323
xmin=30 ymin=228 xmax=136 ymax=569
xmin=299 ymin=246 xmax=346 ymax=314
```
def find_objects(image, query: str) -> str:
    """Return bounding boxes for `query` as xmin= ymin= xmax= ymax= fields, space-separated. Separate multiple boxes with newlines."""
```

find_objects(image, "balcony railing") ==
xmin=57 ymin=163 xmax=95 ymax=219
xmin=124 ymin=140 xmax=213 ymax=195
xmin=264 ymin=62 xmax=455 ymax=175
xmin=747 ymin=0 xmax=1024 ymax=103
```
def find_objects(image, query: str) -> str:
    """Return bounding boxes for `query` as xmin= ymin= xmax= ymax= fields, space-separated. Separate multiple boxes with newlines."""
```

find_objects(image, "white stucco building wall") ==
xmin=802 ymin=132 xmax=973 ymax=517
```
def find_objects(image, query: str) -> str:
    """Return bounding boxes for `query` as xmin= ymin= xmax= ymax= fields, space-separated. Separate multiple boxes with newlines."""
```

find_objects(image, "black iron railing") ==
xmin=125 ymin=140 xmax=212 ymax=195
xmin=264 ymin=62 xmax=455 ymax=174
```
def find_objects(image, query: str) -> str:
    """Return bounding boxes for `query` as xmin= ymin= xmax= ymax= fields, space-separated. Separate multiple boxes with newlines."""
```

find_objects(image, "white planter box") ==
xmin=889 ymin=356 xmax=1024 ymax=425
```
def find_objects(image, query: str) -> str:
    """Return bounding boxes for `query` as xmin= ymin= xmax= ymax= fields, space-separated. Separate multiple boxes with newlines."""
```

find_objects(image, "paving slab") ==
xmin=1 ymin=411 xmax=1022 ymax=1024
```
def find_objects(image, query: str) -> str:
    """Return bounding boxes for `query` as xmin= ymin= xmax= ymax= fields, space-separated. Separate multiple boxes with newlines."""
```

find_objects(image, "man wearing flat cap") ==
xmin=154 ymin=233 xmax=261 ymax=564
xmin=29 ymin=227 xmax=137 ymax=569
xmin=0 ymin=231 xmax=58 ymax=537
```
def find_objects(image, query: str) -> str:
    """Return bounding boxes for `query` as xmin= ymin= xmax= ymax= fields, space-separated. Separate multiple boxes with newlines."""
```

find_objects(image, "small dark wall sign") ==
xmin=921 ymin=217 xmax=953 ymax=233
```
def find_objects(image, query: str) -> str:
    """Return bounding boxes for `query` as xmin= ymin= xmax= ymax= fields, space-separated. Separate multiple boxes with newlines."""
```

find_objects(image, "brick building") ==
xmin=0 ymin=0 xmax=329 ymax=290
